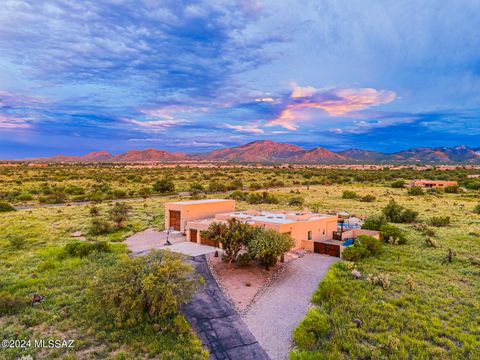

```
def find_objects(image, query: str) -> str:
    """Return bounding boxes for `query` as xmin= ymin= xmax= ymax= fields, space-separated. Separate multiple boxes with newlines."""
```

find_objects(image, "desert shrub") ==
xmin=293 ymin=308 xmax=329 ymax=350
xmin=230 ymin=190 xmax=247 ymax=201
xmin=249 ymin=229 xmax=294 ymax=270
xmin=189 ymin=182 xmax=204 ymax=194
xmin=89 ymin=218 xmax=112 ymax=235
xmin=407 ymin=186 xmax=424 ymax=195
xmin=380 ymin=224 xmax=407 ymax=245
xmin=413 ymin=223 xmax=436 ymax=237
xmin=429 ymin=216 xmax=451 ymax=227
xmin=62 ymin=241 xmax=110 ymax=258
xmin=0 ymin=201 xmax=16 ymax=212
xmin=359 ymin=194 xmax=376 ymax=202
xmin=342 ymin=235 xmax=381 ymax=261
xmin=16 ymin=193 xmax=34 ymax=201
xmin=236 ymin=253 xmax=252 ymax=267
xmin=367 ymin=273 xmax=391 ymax=289
xmin=473 ymin=204 xmax=480 ymax=214
xmin=444 ymin=185 xmax=459 ymax=193
xmin=7 ymin=235 xmax=27 ymax=249
xmin=0 ymin=293 xmax=26 ymax=315
xmin=152 ymin=178 xmax=175 ymax=193
xmin=288 ymin=195 xmax=305 ymax=207
xmin=109 ymin=202 xmax=131 ymax=228
xmin=90 ymin=251 xmax=202 ymax=327
xmin=247 ymin=191 xmax=279 ymax=205
xmin=383 ymin=200 xmax=418 ymax=223
xmin=362 ymin=214 xmax=388 ymax=231
xmin=208 ymin=180 xmax=227 ymax=193
xmin=342 ymin=190 xmax=357 ymax=199
xmin=391 ymin=180 xmax=405 ymax=188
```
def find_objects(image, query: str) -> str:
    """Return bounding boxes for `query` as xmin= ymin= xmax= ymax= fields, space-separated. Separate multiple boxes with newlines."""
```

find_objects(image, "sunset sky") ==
xmin=1 ymin=0 xmax=480 ymax=159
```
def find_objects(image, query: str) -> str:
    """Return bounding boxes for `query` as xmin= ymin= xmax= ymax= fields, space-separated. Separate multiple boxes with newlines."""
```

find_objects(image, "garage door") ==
xmin=314 ymin=242 xmax=340 ymax=257
xmin=169 ymin=210 xmax=181 ymax=231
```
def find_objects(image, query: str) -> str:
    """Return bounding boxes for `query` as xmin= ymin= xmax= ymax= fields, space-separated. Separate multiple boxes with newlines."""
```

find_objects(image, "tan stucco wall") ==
xmin=164 ymin=200 xmax=236 ymax=233
xmin=279 ymin=216 xmax=338 ymax=250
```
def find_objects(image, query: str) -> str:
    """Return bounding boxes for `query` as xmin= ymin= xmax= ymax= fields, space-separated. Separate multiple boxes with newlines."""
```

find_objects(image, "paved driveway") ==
xmin=183 ymin=256 xmax=269 ymax=360
xmin=244 ymin=254 xmax=340 ymax=360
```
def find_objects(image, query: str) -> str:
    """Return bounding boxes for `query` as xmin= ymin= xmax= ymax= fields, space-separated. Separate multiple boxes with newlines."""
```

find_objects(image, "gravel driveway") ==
xmin=243 ymin=254 xmax=340 ymax=360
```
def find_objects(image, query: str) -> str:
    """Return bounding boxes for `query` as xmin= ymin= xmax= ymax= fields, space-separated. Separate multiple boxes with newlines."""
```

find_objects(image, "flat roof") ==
xmin=166 ymin=199 xmax=234 ymax=206
xmin=220 ymin=211 xmax=336 ymax=225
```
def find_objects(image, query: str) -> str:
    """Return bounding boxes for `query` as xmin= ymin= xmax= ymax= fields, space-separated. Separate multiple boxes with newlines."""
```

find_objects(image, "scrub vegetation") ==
xmin=1 ymin=164 xmax=479 ymax=359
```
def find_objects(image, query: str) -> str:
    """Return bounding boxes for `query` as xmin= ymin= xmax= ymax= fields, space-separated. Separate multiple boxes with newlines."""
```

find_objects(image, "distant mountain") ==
xmin=288 ymin=147 xmax=348 ymax=163
xmin=38 ymin=151 xmax=114 ymax=163
xmin=112 ymin=149 xmax=188 ymax=162
xmin=390 ymin=145 xmax=480 ymax=163
xmin=26 ymin=141 xmax=480 ymax=164
xmin=337 ymin=149 xmax=389 ymax=162
xmin=197 ymin=140 xmax=304 ymax=162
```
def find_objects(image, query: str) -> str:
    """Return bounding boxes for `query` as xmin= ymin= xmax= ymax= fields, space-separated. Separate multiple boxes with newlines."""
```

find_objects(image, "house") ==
xmin=409 ymin=180 xmax=457 ymax=189
xmin=164 ymin=199 xmax=236 ymax=233
xmin=186 ymin=209 xmax=339 ymax=251
xmin=164 ymin=199 xmax=380 ymax=258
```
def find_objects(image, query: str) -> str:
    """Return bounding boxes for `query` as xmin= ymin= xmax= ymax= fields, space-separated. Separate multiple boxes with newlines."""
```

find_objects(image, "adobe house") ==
xmin=164 ymin=199 xmax=236 ymax=233
xmin=410 ymin=180 xmax=458 ymax=189
xmin=167 ymin=199 xmax=380 ymax=258
xmin=186 ymin=209 xmax=339 ymax=252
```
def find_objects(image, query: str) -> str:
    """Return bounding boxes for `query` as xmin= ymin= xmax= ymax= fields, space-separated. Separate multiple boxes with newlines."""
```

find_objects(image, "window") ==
xmin=308 ymin=231 xmax=312 ymax=240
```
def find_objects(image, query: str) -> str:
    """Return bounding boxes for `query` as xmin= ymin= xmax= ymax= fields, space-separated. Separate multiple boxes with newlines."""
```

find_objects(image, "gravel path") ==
xmin=243 ymin=254 xmax=340 ymax=360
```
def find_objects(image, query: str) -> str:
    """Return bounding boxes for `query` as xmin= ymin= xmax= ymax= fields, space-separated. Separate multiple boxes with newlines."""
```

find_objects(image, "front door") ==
xmin=190 ymin=229 xmax=198 ymax=243
xmin=169 ymin=210 xmax=181 ymax=231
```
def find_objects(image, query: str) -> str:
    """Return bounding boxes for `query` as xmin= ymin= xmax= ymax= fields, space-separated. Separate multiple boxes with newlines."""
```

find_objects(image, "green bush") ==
xmin=62 ymin=241 xmax=110 ymax=258
xmin=8 ymin=235 xmax=27 ymax=249
xmin=342 ymin=190 xmax=357 ymax=199
xmin=249 ymin=229 xmax=294 ymax=270
xmin=90 ymin=250 xmax=202 ymax=327
xmin=362 ymin=214 xmax=388 ymax=231
xmin=312 ymin=270 xmax=341 ymax=303
xmin=429 ymin=216 xmax=450 ymax=227
xmin=16 ymin=193 xmax=34 ymax=201
xmin=236 ymin=253 xmax=252 ymax=267
xmin=391 ymin=180 xmax=406 ymax=188
xmin=0 ymin=201 xmax=16 ymax=212
xmin=288 ymin=195 xmax=305 ymax=207
xmin=293 ymin=308 xmax=329 ymax=350
xmin=383 ymin=200 xmax=418 ymax=223
xmin=473 ymin=204 xmax=480 ymax=214
xmin=89 ymin=218 xmax=112 ymax=235
xmin=152 ymin=178 xmax=175 ymax=193
xmin=380 ymin=224 xmax=407 ymax=244
xmin=342 ymin=235 xmax=381 ymax=261
xmin=407 ymin=186 xmax=424 ymax=195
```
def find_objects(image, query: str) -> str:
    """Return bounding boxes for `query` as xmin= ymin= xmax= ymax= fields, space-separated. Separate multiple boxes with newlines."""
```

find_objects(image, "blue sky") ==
xmin=1 ymin=0 xmax=480 ymax=159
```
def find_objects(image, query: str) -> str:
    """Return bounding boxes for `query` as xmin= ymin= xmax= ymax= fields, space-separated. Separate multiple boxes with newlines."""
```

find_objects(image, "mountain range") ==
xmin=28 ymin=141 xmax=480 ymax=164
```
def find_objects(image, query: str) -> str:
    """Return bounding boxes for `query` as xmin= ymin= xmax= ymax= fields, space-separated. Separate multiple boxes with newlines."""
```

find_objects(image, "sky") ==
xmin=1 ymin=0 xmax=480 ymax=159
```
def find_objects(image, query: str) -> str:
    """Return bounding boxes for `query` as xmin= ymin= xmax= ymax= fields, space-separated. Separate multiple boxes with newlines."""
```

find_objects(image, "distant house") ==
xmin=164 ymin=199 xmax=379 ymax=258
xmin=409 ymin=180 xmax=457 ymax=189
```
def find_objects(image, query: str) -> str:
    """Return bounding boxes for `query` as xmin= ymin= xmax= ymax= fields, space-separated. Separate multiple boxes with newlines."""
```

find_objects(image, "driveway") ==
xmin=125 ymin=228 xmax=218 ymax=257
xmin=125 ymin=227 xmax=185 ymax=253
xmin=183 ymin=256 xmax=269 ymax=360
xmin=243 ymin=253 xmax=340 ymax=360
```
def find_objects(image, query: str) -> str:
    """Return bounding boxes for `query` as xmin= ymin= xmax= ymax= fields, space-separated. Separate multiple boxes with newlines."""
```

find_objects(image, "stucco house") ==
xmin=164 ymin=198 xmax=379 ymax=258
xmin=409 ymin=180 xmax=458 ymax=188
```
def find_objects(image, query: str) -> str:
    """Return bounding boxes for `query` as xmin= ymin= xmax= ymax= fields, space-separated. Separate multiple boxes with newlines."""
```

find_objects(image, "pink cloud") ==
xmin=0 ymin=114 xmax=31 ymax=129
xmin=123 ymin=118 xmax=190 ymax=131
xmin=224 ymin=123 xmax=264 ymax=134
xmin=267 ymin=85 xmax=396 ymax=130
